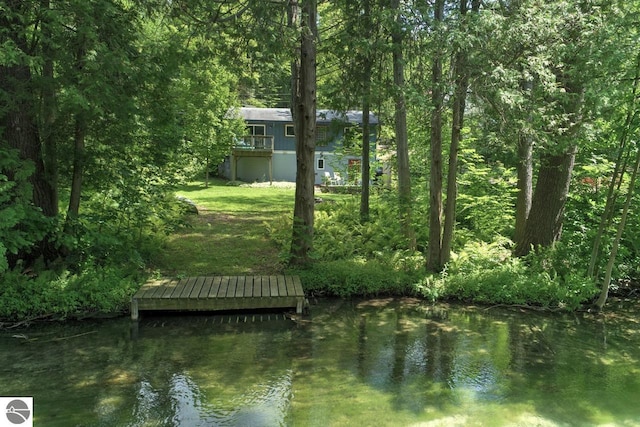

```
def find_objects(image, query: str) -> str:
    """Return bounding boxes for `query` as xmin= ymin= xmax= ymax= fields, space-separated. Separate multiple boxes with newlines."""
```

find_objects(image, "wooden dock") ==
xmin=131 ymin=275 xmax=306 ymax=320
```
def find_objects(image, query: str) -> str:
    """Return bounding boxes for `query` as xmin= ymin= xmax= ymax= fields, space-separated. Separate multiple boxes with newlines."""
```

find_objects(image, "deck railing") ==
xmin=233 ymin=135 xmax=274 ymax=151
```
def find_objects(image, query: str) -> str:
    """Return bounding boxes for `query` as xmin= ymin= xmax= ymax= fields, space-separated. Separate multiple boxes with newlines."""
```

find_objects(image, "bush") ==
xmin=423 ymin=239 xmax=599 ymax=310
xmin=265 ymin=187 xmax=598 ymax=309
xmin=0 ymin=265 xmax=141 ymax=321
xmin=0 ymin=148 xmax=54 ymax=273
xmin=289 ymin=257 xmax=422 ymax=298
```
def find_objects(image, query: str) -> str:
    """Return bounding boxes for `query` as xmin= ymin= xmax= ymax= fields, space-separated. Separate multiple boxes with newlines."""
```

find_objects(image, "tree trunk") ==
xmin=0 ymin=1 xmax=57 ymax=219
xmin=360 ymin=98 xmax=371 ymax=222
xmin=66 ymin=32 xmax=88 ymax=232
xmin=66 ymin=113 xmax=86 ymax=229
xmin=515 ymin=62 xmax=584 ymax=257
xmin=427 ymin=0 xmax=445 ymax=271
xmin=359 ymin=0 xmax=372 ymax=223
xmin=514 ymin=81 xmax=533 ymax=245
xmin=290 ymin=0 xmax=317 ymax=267
xmin=391 ymin=0 xmax=416 ymax=250
xmin=41 ymin=0 xmax=59 ymax=213
xmin=588 ymin=51 xmax=640 ymax=277
xmin=593 ymin=144 xmax=640 ymax=310
xmin=514 ymin=148 xmax=577 ymax=256
xmin=442 ymin=0 xmax=477 ymax=264
xmin=0 ymin=1 xmax=57 ymax=265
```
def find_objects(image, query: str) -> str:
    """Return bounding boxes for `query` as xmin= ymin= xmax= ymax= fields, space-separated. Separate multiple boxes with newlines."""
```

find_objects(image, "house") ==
xmin=220 ymin=107 xmax=378 ymax=185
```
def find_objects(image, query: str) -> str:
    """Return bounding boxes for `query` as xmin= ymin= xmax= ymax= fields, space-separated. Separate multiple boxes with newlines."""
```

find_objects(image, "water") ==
xmin=1 ymin=298 xmax=640 ymax=426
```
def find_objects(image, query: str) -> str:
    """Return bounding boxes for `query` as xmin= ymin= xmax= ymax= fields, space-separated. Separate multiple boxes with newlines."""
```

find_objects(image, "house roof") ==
xmin=237 ymin=107 xmax=378 ymax=125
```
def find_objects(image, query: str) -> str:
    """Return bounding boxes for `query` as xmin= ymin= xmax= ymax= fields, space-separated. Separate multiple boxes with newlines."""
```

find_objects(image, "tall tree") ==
xmin=391 ymin=0 xmax=416 ymax=249
xmin=441 ymin=0 xmax=480 ymax=264
xmin=514 ymin=1 xmax=591 ymax=256
xmin=40 ymin=0 xmax=59 ymax=212
xmin=514 ymin=79 xmax=534 ymax=245
xmin=427 ymin=0 xmax=445 ymax=271
xmin=290 ymin=0 xmax=318 ymax=266
xmin=1 ymin=0 xmax=58 ymax=265
xmin=65 ymin=3 xmax=90 ymax=232
xmin=593 ymin=142 xmax=640 ymax=310
xmin=358 ymin=0 xmax=372 ymax=222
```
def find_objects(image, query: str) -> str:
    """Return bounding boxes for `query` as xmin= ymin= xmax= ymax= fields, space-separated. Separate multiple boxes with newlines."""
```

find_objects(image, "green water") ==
xmin=1 ymin=299 xmax=640 ymax=426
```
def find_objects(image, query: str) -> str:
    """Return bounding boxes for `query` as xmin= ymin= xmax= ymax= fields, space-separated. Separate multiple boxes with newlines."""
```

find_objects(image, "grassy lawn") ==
xmin=150 ymin=179 xmax=297 ymax=276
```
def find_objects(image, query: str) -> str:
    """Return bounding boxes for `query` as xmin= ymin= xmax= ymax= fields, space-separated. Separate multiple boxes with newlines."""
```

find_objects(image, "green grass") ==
xmin=150 ymin=179 xmax=297 ymax=276
xmin=149 ymin=178 xmax=355 ymax=277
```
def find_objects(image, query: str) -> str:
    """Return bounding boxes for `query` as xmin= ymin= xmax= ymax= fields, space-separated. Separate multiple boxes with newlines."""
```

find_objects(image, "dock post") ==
xmin=131 ymin=298 xmax=139 ymax=321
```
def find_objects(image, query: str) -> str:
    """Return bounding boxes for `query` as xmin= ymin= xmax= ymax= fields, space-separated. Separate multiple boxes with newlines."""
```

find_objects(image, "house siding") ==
xmin=234 ymin=157 xmax=271 ymax=183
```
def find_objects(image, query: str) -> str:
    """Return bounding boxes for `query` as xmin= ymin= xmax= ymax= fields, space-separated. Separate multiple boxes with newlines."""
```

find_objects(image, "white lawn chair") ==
xmin=324 ymin=171 xmax=332 ymax=185
xmin=332 ymin=172 xmax=343 ymax=185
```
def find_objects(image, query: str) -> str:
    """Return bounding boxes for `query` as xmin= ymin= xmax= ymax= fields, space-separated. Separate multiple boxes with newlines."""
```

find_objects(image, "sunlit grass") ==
xmin=150 ymin=178 xmax=355 ymax=277
xmin=150 ymin=179 xmax=296 ymax=276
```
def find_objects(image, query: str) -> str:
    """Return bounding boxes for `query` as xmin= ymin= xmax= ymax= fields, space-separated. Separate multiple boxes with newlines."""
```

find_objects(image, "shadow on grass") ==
xmin=152 ymin=206 xmax=285 ymax=276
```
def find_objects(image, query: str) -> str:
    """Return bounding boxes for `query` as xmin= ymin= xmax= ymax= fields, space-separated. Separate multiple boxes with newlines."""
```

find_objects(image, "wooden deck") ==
xmin=131 ymin=275 xmax=306 ymax=320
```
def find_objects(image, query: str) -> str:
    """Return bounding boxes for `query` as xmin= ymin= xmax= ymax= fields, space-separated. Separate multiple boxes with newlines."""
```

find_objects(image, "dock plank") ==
xmin=269 ymin=276 xmax=278 ymax=297
xmin=151 ymin=279 xmax=170 ymax=298
xmin=243 ymin=276 xmax=253 ymax=297
xmin=293 ymin=276 xmax=304 ymax=296
xmin=189 ymin=277 xmax=206 ymax=299
xmin=277 ymin=275 xmax=287 ymax=297
xmin=235 ymin=276 xmax=246 ymax=297
xmin=253 ymin=276 xmax=262 ymax=297
xmin=170 ymin=278 xmax=187 ymax=298
xmin=208 ymin=276 xmax=222 ymax=298
xmin=147 ymin=279 xmax=169 ymax=298
xmin=161 ymin=280 xmax=179 ymax=298
xmin=217 ymin=276 xmax=230 ymax=297
xmin=134 ymin=281 xmax=159 ymax=299
xmin=285 ymin=276 xmax=296 ymax=296
xmin=179 ymin=277 xmax=198 ymax=298
xmin=199 ymin=277 xmax=214 ymax=298
xmin=226 ymin=276 xmax=238 ymax=298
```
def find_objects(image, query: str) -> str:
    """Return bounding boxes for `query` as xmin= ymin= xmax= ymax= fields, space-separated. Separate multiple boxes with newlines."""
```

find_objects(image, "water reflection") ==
xmin=1 ymin=301 xmax=640 ymax=426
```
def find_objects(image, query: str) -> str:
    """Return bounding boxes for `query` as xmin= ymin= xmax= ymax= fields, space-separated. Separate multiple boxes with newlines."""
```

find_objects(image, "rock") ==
xmin=176 ymin=196 xmax=198 ymax=214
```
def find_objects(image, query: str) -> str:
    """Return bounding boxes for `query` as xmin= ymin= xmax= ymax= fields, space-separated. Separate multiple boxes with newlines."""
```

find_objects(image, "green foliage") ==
xmin=0 ymin=182 xmax=183 ymax=320
xmin=3 ymin=0 xmax=639 ymax=317
xmin=312 ymin=198 xmax=410 ymax=260
xmin=0 ymin=149 xmax=52 ymax=273
xmin=289 ymin=257 xmax=421 ymax=298
xmin=267 ymin=187 xmax=599 ymax=308
xmin=267 ymin=194 xmax=426 ymax=297
xmin=0 ymin=265 xmax=140 ymax=320
xmin=64 ymin=182 xmax=188 ymax=271
xmin=422 ymin=239 xmax=599 ymax=310
xmin=456 ymin=148 xmax=517 ymax=241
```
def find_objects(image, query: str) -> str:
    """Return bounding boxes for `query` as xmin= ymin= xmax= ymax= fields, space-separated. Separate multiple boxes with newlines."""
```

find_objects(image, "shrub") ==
xmin=0 ymin=265 xmax=141 ymax=321
xmin=0 ymin=148 xmax=54 ymax=273
xmin=289 ymin=257 xmax=421 ymax=298
xmin=428 ymin=239 xmax=599 ymax=310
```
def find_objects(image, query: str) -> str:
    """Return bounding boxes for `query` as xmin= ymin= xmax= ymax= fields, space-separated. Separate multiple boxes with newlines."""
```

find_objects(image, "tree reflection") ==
xmin=2 ymin=302 xmax=640 ymax=426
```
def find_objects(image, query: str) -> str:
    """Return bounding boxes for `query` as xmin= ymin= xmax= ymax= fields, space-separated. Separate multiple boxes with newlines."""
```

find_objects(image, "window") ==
xmin=244 ymin=124 xmax=266 ymax=148
xmin=285 ymin=124 xmax=295 ymax=137
xmin=316 ymin=126 xmax=329 ymax=146
xmin=246 ymin=124 xmax=265 ymax=136
xmin=317 ymin=158 xmax=325 ymax=170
